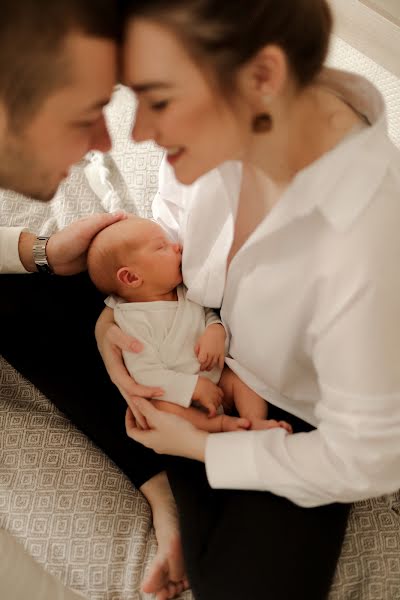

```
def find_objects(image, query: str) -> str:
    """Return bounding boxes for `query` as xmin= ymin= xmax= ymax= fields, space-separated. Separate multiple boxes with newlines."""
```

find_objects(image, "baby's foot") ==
xmin=251 ymin=418 xmax=292 ymax=433
xmin=220 ymin=415 xmax=250 ymax=432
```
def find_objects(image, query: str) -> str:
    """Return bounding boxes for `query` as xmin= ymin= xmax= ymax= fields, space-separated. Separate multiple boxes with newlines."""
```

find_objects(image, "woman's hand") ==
xmin=126 ymin=398 xmax=208 ymax=461
xmin=95 ymin=308 xmax=164 ymax=428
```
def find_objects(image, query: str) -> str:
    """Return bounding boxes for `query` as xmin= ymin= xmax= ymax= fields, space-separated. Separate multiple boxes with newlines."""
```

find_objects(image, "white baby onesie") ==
xmin=106 ymin=285 xmax=224 ymax=407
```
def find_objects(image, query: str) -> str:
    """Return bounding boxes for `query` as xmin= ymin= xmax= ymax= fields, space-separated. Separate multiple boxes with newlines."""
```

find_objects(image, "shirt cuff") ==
xmin=0 ymin=227 xmax=30 ymax=274
xmin=164 ymin=374 xmax=198 ymax=408
xmin=205 ymin=430 xmax=265 ymax=490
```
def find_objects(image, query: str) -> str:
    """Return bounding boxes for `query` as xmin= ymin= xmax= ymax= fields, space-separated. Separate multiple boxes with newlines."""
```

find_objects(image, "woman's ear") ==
xmin=117 ymin=266 xmax=142 ymax=288
xmin=237 ymin=44 xmax=288 ymax=107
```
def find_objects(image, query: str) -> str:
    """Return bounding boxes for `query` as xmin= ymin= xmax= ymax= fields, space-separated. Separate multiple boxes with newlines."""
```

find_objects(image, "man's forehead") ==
xmin=43 ymin=33 xmax=119 ymax=115
xmin=63 ymin=31 xmax=118 ymax=85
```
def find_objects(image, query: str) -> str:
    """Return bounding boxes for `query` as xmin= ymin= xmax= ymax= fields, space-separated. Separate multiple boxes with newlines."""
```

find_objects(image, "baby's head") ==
xmin=87 ymin=215 xmax=182 ymax=300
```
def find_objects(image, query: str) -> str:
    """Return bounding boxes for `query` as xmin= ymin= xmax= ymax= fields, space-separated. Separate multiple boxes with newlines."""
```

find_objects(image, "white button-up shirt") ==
xmin=0 ymin=227 xmax=29 ymax=273
xmin=153 ymin=68 xmax=400 ymax=507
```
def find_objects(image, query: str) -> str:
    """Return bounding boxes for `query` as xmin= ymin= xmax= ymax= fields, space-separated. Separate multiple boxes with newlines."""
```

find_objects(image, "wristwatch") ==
xmin=32 ymin=236 xmax=53 ymax=274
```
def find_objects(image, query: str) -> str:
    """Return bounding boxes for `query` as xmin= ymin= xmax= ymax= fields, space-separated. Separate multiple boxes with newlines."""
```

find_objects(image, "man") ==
xmin=0 ymin=2 xmax=186 ymax=598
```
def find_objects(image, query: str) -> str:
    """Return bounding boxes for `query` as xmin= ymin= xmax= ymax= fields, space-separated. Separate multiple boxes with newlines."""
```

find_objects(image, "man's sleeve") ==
xmin=0 ymin=227 xmax=30 ymax=274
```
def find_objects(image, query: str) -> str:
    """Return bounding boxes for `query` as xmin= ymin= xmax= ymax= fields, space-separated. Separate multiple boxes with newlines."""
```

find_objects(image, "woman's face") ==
xmin=123 ymin=18 xmax=249 ymax=184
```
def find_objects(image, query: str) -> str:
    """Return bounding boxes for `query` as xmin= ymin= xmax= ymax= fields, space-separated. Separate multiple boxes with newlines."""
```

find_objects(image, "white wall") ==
xmin=327 ymin=0 xmax=400 ymax=148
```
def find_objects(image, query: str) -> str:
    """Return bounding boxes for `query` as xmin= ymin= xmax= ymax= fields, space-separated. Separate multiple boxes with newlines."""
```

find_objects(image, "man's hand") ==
xmin=126 ymin=398 xmax=208 ymax=461
xmin=20 ymin=211 xmax=124 ymax=275
xmin=195 ymin=323 xmax=226 ymax=371
xmin=45 ymin=211 xmax=129 ymax=275
xmin=192 ymin=377 xmax=223 ymax=417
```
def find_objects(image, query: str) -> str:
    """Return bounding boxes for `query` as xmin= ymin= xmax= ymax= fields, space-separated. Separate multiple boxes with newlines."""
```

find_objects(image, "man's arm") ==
xmin=18 ymin=231 xmax=37 ymax=272
xmin=1 ymin=212 xmax=127 ymax=276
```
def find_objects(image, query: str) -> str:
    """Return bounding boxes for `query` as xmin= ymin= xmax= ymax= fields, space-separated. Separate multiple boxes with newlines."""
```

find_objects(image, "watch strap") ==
xmin=32 ymin=236 xmax=53 ymax=274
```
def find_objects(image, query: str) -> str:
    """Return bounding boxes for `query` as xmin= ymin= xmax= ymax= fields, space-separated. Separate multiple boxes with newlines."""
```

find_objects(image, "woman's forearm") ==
xmin=95 ymin=306 xmax=114 ymax=347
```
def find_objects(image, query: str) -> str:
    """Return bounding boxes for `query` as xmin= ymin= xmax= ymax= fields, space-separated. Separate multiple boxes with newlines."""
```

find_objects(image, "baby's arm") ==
xmin=195 ymin=308 xmax=226 ymax=371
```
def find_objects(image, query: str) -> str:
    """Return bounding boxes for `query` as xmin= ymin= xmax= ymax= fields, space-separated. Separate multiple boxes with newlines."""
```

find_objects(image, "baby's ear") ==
xmin=117 ymin=266 xmax=142 ymax=288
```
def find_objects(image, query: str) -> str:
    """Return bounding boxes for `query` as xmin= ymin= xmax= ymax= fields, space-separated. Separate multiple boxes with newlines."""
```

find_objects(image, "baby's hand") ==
xmin=195 ymin=324 xmax=226 ymax=371
xmin=192 ymin=377 xmax=223 ymax=417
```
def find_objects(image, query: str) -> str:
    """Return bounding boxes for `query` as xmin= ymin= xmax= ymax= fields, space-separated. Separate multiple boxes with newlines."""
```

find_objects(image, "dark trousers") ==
xmin=0 ymin=272 xmax=165 ymax=488
xmin=0 ymin=273 xmax=349 ymax=600
xmin=167 ymin=407 xmax=350 ymax=600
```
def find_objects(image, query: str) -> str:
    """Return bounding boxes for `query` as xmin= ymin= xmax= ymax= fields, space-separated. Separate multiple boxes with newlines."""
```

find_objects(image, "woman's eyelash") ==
xmin=151 ymin=100 xmax=169 ymax=111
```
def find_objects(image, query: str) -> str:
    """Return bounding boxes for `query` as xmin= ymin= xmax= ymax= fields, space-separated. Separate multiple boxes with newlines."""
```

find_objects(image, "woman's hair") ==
xmin=121 ymin=0 xmax=333 ymax=90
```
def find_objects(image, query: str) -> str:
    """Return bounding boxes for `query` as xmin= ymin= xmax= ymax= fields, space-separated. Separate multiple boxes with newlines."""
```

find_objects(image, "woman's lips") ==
xmin=166 ymin=147 xmax=185 ymax=165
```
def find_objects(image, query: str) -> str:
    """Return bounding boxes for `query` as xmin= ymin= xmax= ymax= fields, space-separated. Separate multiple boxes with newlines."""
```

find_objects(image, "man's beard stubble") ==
xmin=0 ymin=135 xmax=56 ymax=202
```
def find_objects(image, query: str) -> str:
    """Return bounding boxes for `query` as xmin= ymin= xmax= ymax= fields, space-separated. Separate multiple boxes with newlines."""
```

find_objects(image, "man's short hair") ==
xmin=0 ymin=0 xmax=122 ymax=128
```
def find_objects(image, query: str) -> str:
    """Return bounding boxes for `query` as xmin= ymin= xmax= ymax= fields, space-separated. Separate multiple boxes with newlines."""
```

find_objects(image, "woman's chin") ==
xmin=173 ymin=158 xmax=229 ymax=186
xmin=173 ymin=169 xmax=197 ymax=186
xmin=172 ymin=161 xmax=208 ymax=186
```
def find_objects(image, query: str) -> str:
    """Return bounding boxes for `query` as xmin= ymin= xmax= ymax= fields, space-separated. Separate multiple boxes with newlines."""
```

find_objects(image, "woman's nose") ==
xmin=131 ymin=104 xmax=156 ymax=143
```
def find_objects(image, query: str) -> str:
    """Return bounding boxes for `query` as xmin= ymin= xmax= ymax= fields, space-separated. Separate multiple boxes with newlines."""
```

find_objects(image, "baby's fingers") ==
xmin=208 ymin=353 xmax=223 ymax=371
xmin=198 ymin=351 xmax=209 ymax=371
xmin=207 ymin=404 xmax=217 ymax=417
xmin=199 ymin=397 xmax=217 ymax=417
xmin=204 ymin=354 xmax=215 ymax=371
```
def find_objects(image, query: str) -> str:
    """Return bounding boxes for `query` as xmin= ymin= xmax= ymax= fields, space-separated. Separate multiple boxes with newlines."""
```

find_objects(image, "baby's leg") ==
xmin=219 ymin=367 xmax=292 ymax=433
xmin=151 ymin=399 xmax=249 ymax=433
xmin=219 ymin=367 xmax=267 ymax=419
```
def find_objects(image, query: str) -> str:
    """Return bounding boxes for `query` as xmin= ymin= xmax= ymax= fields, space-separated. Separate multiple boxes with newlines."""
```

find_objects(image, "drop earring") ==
xmin=252 ymin=94 xmax=273 ymax=133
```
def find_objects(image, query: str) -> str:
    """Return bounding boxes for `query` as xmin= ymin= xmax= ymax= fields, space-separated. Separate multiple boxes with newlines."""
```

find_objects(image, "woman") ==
xmin=97 ymin=0 xmax=400 ymax=598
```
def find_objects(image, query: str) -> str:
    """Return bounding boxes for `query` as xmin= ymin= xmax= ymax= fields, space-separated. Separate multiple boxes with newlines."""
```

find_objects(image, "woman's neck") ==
xmin=244 ymin=83 xmax=366 ymax=186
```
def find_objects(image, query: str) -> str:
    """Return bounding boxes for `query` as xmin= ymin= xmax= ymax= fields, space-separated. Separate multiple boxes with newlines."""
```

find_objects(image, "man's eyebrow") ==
xmin=129 ymin=82 xmax=172 ymax=93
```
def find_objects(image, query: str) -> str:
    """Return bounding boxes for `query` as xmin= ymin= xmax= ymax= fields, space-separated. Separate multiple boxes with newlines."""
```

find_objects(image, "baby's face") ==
xmin=130 ymin=220 xmax=183 ymax=291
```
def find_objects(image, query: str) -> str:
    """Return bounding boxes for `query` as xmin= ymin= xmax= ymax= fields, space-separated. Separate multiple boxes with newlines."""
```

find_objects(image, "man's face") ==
xmin=0 ymin=32 xmax=117 ymax=201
